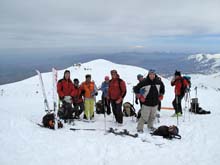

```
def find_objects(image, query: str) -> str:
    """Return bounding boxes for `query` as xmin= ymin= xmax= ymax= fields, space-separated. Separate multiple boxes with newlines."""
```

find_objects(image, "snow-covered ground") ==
xmin=0 ymin=59 xmax=220 ymax=165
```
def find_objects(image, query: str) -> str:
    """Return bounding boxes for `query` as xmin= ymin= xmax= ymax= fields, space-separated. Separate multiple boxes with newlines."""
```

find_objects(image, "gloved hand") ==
xmin=116 ymin=97 xmax=122 ymax=104
xmin=139 ymin=95 xmax=145 ymax=103
xmin=64 ymin=96 xmax=72 ymax=104
xmin=158 ymin=95 xmax=163 ymax=101
xmin=91 ymin=91 xmax=98 ymax=96
xmin=136 ymin=94 xmax=145 ymax=103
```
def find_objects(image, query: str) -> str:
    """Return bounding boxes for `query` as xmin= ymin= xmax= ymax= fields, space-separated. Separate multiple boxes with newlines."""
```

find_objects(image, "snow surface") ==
xmin=0 ymin=59 xmax=220 ymax=165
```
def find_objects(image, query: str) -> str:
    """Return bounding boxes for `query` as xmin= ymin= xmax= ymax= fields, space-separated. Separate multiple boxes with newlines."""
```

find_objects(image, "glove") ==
xmin=139 ymin=96 xmax=145 ymax=103
xmin=158 ymin=95 xmax=163 ymax=101
xmin=64 ymin=96 xmax=72 ymax=104
xmin=136 ymin=94 xmax=145 ymax=103
xmin=135 ymin=98 xmax=138 ymax=104
xmin=116 ymin=97 xmax=122 ymax=104
xmin=91 ymin=91 xmax=98 ymax=96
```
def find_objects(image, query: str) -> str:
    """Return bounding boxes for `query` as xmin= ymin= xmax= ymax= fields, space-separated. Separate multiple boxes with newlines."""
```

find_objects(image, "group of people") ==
xmin=57 ymin=68 xmax=189 ymax=133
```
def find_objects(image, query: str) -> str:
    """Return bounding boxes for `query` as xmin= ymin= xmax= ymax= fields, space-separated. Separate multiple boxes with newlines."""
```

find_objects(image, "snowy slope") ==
xmin=0 ymin=59 xmax=220 ymax=165
xmin=188 ymin=53 xmax=220 ymax=73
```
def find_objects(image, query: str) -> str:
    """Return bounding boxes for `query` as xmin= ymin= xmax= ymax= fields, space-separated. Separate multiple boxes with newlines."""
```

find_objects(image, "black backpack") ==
xmin=151 ymin=125 xmax=181 ymax=140
xmin=42 ymin=113 xmax=63 ymax=129
xmin=95 ymin=100 xmax=105 ymax=114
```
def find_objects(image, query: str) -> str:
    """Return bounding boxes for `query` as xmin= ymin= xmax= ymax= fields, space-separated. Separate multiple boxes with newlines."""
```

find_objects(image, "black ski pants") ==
xmin=172 ymin=95 xmax=184 ymax=114
xmin=110 ymin=100 xmax=123 ymax=124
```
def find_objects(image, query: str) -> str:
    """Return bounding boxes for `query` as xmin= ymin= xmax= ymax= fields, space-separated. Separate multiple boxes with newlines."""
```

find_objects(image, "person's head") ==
xmin=104 ymin=76 xmax=110 ymax=82
xmin=148 ymin=69 xmax=156 ymax=81
xmin=137 ymin=74 xmax=144 ymax=82
xmin=174 ymin=70 xmax=181 ymax=77
xmin=64 ymin=70 xmax=70 ymax=80
xmin=73 ymin=78 xmax=79 ymax=86
xmin=85 ymin=74 xmax=91 ymax=82
xmin=110 ymin=70 xmax=118 ymax=79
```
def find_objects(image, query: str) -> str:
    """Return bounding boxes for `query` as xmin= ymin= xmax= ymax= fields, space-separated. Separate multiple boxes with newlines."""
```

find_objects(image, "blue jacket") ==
xmin=100 ymin=81 xmax=109 ymax=97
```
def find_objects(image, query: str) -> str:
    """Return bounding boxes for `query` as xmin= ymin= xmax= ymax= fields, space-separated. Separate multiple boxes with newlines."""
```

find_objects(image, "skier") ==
xmin=81 ymin=74 xmax=98 ymax=120
xmin=171 ymin=70 xmax=189 ymax=117
xmin=57 ymin=70 xmax=74 ymax=120
xmin=133 ymin=69 xmax=165 ymax=133
xmin=108 ymin=70 xmax=126 ymax=125
xmin=135 ymin=74 xmax=144 ymax=107
xmin=72 ymin=78 xmax=84 ymax=119
xmin=99 ymin=76 xmax=111 ymax=115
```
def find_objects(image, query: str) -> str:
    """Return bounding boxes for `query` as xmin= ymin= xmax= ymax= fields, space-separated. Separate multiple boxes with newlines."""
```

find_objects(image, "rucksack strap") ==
xmin=171 ymin=134 xmax=181 ymax=139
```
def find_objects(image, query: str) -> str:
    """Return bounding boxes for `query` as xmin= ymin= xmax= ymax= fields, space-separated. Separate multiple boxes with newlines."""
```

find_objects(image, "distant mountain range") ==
xmin=0 ymin=52 xmax=219 ymax=85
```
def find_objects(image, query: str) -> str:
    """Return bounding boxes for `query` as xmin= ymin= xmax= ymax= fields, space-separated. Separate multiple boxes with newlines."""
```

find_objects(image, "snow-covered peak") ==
xmin=188 ymin=53 xmax=220 ymax=73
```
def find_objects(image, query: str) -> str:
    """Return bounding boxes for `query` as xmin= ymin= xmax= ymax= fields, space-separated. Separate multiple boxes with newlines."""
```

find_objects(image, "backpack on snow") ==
xmin=42 ymin=113 xmax=63 ymax=129
xmin=189 ymin=98 xmax=211 ymax=114
xmin=151 ymin=125 xmax=181 ymax=140
xmin=123 ymin=102 xmax=137 ymax=117
xmin=95 ymin=100 xmax=105 ymax=114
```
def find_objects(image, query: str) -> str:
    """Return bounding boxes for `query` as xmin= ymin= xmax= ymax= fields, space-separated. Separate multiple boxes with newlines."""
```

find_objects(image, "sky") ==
xmin=0 ymin=0 xmax=220 ymax=54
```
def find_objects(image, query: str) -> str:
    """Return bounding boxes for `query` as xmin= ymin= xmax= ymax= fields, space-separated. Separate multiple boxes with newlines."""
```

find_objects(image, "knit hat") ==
xmin=105 ymin=76 xmax=110 ymax=81
xmin=85 ymin=74 xmax=91 ymax=78
xmin=148 ymin=69 xmax=156 ymax=74
xmin=174 ymin=70 xmax=181 ymax=76
xmin=137 ymin=74 xmax=143 ymax=79
xmin=73 ymin=78 xmax=79 ymax=84
xmin=110 ymin=70 xmax=117 ymax=74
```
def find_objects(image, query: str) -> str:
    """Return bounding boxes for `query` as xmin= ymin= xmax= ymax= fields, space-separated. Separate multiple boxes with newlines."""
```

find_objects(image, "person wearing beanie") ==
xmin=135 ymin=74 xmax=144 ymax=105
xmin=81 ymin=74 xmax=98 ymax=120
xmin=99 ymin=76 xmax=111 ymax=115
xmin=133 ymin=69 xmax=165 ymax=133
xmin=108 ymin=69 xmax=127 ymax=125
xmin=71 ymin=78 xmax=84 ymax=119
xmin=57 ymin=70 xmax=75 ymax=120
xmin=171 ymin=70 xmax=188 ymax=117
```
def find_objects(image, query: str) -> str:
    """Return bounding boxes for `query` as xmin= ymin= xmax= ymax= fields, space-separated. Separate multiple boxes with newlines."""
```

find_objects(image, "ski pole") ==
xmin=176 ymin=96 xmax=179 ymax=125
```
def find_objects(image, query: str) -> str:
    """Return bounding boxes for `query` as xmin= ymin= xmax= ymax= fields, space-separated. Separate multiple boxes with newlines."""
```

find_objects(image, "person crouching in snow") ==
xmin=133 ymin=69 xmax=165 ymax=133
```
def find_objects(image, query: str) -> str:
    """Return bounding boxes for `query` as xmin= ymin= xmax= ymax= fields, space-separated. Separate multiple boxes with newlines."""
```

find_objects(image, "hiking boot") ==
xmin=171 ymin=113 xmax=182 ymax=117
xmin=137 ymin=129 xmax=143 ymax=133
xmin=148 ymin=127 xmax=156 ymax=132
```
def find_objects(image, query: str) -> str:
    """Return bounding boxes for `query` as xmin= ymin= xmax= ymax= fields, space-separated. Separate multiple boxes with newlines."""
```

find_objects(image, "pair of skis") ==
xmin=70 ymin=127 xmax=138 ymax=138
xmin=36 ymin=68 xmax=59 ymax=129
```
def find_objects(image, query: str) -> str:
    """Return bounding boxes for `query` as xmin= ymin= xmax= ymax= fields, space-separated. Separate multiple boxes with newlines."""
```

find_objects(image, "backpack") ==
xmin=95 ymin=100 xmax=105 ymax=114
xmin=180 ymin=76 xmax=191 ymax=96
xmin=42 ymin=113 xmax=63 ymax=129
xmin=123 ymin=102 xmax=137 ymax=117
xmin=151 ymin=125 xmax=181 ymax=140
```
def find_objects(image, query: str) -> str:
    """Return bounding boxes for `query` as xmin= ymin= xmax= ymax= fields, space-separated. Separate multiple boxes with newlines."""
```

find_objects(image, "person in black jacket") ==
xmin=133 ymin=69 xmax=165 ymax=133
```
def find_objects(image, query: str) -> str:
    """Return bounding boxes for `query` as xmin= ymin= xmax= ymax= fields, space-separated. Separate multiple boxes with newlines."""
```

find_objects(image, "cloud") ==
xmin=0 ymin=0 xmax=220 ymax=51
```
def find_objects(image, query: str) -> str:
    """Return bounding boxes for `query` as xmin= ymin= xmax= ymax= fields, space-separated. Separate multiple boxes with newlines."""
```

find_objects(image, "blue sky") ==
xmin=0 ymin=0 xmax=220 ymax=54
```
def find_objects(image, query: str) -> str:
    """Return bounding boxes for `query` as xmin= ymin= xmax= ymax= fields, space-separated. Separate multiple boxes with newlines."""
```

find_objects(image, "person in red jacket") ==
xmin=171 ymin=70 xmax=189 ymax=117
xmin=72 ymin=78 xmax=84 ymax=119
xmin=57 ymin=70 xmax=74 ymax=120
xmin=108 ymin=70 xmax=126 ymax=125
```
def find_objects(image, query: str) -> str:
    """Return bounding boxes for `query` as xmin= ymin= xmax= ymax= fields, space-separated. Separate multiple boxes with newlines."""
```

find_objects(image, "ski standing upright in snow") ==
xmin=36 ymin=70 xmax=51 ymax=112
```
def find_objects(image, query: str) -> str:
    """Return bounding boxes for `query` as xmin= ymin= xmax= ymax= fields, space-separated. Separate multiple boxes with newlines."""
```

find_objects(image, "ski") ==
xmin=36 ymin=70 xmax=51 ymax=112
xmin=106 ymin=128 xmax=138 ymax=138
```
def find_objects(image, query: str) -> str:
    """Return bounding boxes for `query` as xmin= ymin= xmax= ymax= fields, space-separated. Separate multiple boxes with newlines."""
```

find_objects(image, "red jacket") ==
xmin=71 ymin=85 xmax=84 ymax=103
xmin=171 ymin=76 xmax=188 ymax=96
xmin=108 ymin=78 xmax=126 ymax=100
xmin=57 ymin=78 xmax=74 ymax=98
